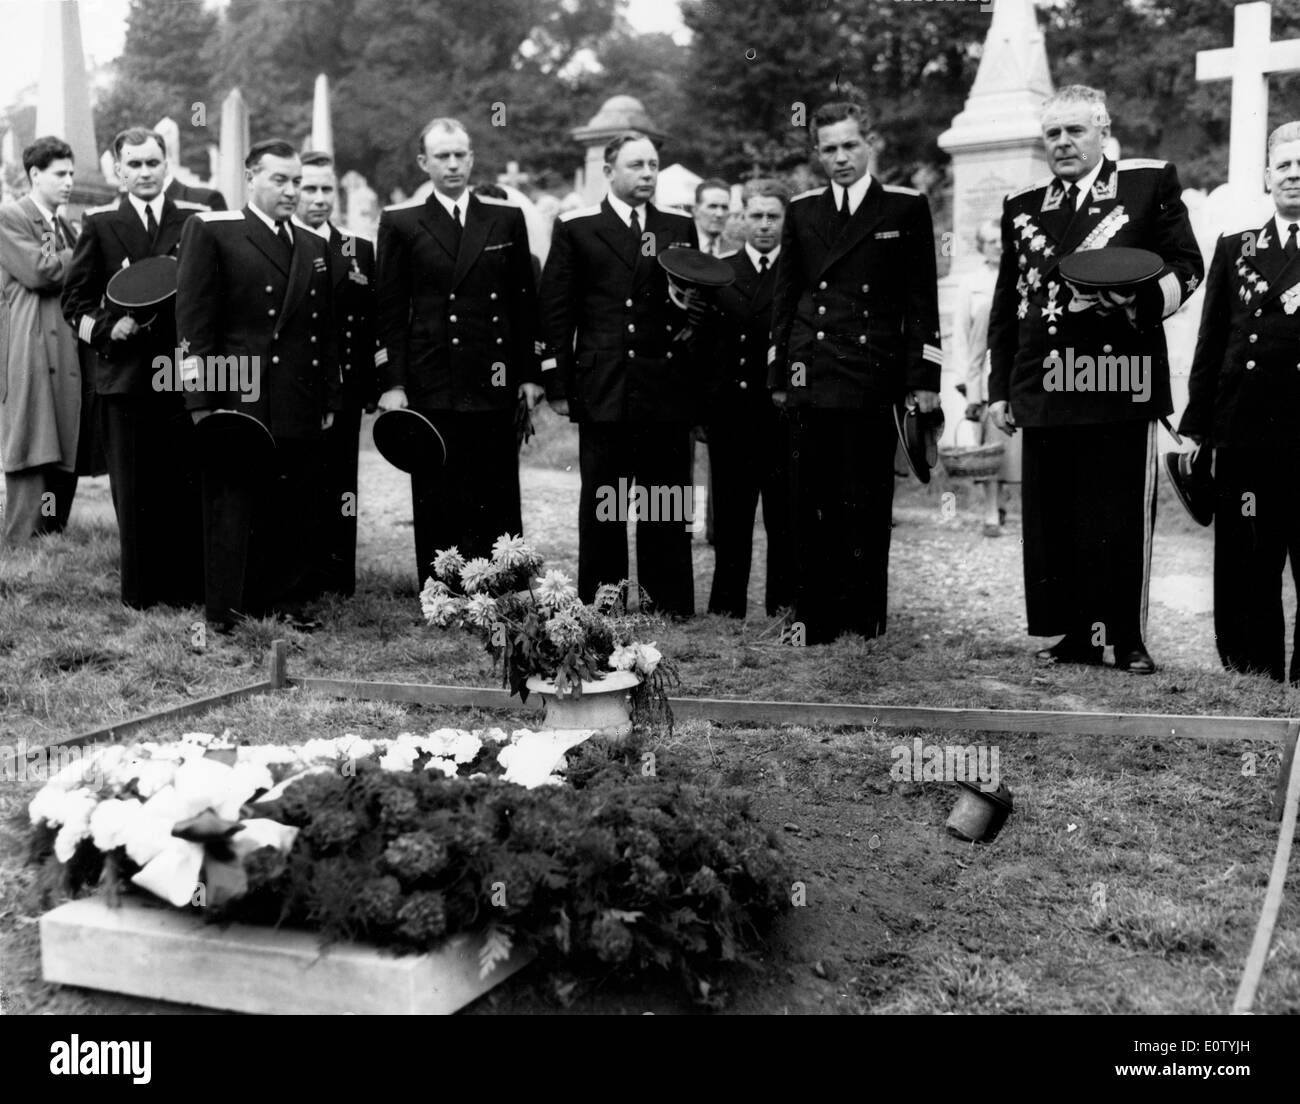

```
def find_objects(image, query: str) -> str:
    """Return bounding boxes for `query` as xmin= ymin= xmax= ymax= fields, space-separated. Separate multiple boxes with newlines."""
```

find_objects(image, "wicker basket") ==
xmin=939 ymin=441 xmax=1005 ymax=479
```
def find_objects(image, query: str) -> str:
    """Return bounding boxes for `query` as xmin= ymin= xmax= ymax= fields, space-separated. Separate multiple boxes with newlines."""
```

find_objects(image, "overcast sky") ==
xmin=0 ymin=0 xmax=687 ymax=111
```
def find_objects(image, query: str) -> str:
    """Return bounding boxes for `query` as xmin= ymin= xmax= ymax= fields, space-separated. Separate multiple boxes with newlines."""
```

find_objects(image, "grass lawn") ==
xmin=2 ymin=417 xmax=1298 ymax=1014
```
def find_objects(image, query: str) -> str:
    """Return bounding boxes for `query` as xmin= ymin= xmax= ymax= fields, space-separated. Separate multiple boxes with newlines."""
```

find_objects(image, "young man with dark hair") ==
xmin=175 ymin=138 xmax=340 ymax=629
xmin=0 ymin=136 xmax=82 ymax=544
xmin=768 ymin=102 xmax=942 ymax=643
xmin=62 ymin=126 xmax=208 ymax=606
xmin=296 ymin=149 xmax=379 ymax=596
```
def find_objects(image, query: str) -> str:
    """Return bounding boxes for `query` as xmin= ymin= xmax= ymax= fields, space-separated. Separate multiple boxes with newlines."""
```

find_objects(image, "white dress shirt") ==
xmin=745 ymin=243 xmax=780 ymax=272
xmin=606 ymin=191 xmax=647 ymax=229
xmin=127 ymin=193 xmax=165 ymax=232
xmin=830 ymin=173 xmax=872 ymax=217
xmin=433 ymin=189 xmax=468 ymax=225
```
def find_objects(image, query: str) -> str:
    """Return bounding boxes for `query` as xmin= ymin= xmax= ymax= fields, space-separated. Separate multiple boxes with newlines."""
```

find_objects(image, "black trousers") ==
xmin=319 ymin=403 xmax=363 ymax=596
xmin=789 ymin=406 xmax=896 ymax=644
xmin=706 ymin=402 xmax=793 ymax=617
xmin=1212 ymin=447 xmax=1300 ymax=683
xmin=411 ymin=409 xmax=521 ymax=587
xmin=578 ymin=421 xmax=694 ymax=615
xmin=99 ymin=393 xmax=203 ymax=609
xmin=1020 ymin=420 xmax=1156 ymax=646
xmin=201 ymin=436 xmax=323 ymax=624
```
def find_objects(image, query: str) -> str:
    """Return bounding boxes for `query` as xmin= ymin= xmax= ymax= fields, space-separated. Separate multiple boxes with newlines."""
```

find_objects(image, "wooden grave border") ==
xmin=49 ymin=640 xmax=1300 ymax=1014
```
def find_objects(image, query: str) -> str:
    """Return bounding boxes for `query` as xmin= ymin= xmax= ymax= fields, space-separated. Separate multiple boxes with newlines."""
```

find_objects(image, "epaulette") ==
xmin=173 ymin=199 xmax=210 ymax=211
xmin=791 ymin=187 xmax=826 ymax=202
xmin=383 ymin=196 xmax=424 ymax=212
xmin=882 ymin=183 xmax=921 ymax=197
xmin=559 ymin=205 xmax=602 ymax=222
xmin=475 ymin=194 xmax=515 ymax=207
xmin=656 ymin=205 xmax=690 ymax=218
xmin=1007 ymin=175 xmax=1056 ymax=200
xmin=84 ymin=202 xmax=118 ymax=217
xmin=196 ymin=209 xmax=244 ymax=221
xmin=1118 ymin=158 xmax=1168 ymax=171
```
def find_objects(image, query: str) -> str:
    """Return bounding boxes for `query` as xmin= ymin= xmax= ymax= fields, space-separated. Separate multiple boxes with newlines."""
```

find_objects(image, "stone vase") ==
xmin=524 ymin=669 xmax=641 ymax=739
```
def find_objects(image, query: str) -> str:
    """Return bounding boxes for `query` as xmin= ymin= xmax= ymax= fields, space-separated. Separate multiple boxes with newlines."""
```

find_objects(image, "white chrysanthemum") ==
xmin=433 ymin=546 xmax=466 ymax=582
xmin=608 ymin=643 xmax=636 ymax=672
xmin=423 ymin=593 xmax=463 ymax=628
xmin=460 ymin=557 xmax=496 ymax=594
xmin=51 ymin=789 xmax=99 ymax=862
xmin=89 ymin=797 xmax=142 ymax=852
xmin=419 ymin=577 xmax=451 ymax=620
xmin=379 ymin=742 xmax=419 ymax=772
xmin=463 ymin=592 xmax=499 ymax=629
xmin=481 ymin=727 xmax=510 ymax=745
xmin=130 ymin=758 xmax=178 ymax=799
xmin=535 ymin=568 xmax=578 ymax=608
xmin=545 ymin=611 xmax=584 ymax=649
xmin=335 ymin=734 xmax=374 ymax=761
xmin=423 ymin=757 xmax=458 ymax=778
xmin=635 ymin=642 xmax=662 ymax=675
xmin=490 ymin=533 xmax=533 ymax=570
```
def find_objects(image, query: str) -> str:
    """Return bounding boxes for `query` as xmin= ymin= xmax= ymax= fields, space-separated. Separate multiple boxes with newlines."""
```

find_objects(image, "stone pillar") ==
xmin=570 ymin=95 xmax=665 ymax=204
xmin=309 ymin=74 xmax=333 ymax=156
xmin=218 ymin=90 xmax=250 ymax=211
xmin=36 ymin=0 xmax=115 ymax=208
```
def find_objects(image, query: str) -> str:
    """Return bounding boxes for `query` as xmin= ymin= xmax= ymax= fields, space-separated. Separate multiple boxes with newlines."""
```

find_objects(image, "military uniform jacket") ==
xmin=175 ymin=207 xmax=340 ymax=439
xmin=539 ymin=199 xmax=698 ymax=423
xmin=702 ymin=248 xmax=777 ymax=419
xmin=1181 ymin=221 xmax=1300 ymax=450
xmin=166 ymin=178 xmax=227 ymax=212
xmin=987 ymin=157 xmax=1203 ymax=427
xmin=375 ymin=192 xmax=538 ymax=413
xmin=767 ymin=179 xmax=942 ymax=408
xmin=62 ymin=194 xmax=209 ymax=395
xmin=325 ymin=223 xmax=379 ymax=409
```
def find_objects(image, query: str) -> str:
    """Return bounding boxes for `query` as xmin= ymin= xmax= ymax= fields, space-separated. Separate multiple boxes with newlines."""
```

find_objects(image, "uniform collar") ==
xmin=432 ymin=188 xmax=468 ymax=223
xmin=607 ymin=191 xmax=647 ymax=228
xmin=1274 ymin=211 xmax=1300 ymax=248
xmin=1062 ymin=159 xmax=1104 ymax=207
xmin=127 ymin=192 xmax=165 ymax=229
xmin=247 ymin=201 xmax=286 ymax=234
xmin=830 ymin=173 xmax=872 ymax=216
xmin=745 ymin=242 xmax=779 ymax=269
xmin=293 ymin=214 xmax=332 ymax=241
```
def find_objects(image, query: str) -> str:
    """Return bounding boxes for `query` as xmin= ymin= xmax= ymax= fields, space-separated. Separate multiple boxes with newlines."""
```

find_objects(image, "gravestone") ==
xmin=309 ymin=74 xmax=334 ymax=155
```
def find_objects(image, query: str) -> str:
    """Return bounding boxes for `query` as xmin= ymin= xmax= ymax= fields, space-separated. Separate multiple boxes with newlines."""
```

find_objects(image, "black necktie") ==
xmin=1287 ymin=223 xmax=1298 ymax=258
xmin=275 ymin=220 xmax=292 ymax=252
xmin=52 ymin=216 xmax=69 ymax=251
xmin=759 ymin=254 xmax=770 ymax=273
xmin=629 ymin=208 xmax=642 ymax=246
xmin=145 ymin=204 xmax=158 ymax=242
xmin=1063 ymin=182 xmax=1078 ymax=211
xmin=837 ymin=188 xmax=850 ymax=228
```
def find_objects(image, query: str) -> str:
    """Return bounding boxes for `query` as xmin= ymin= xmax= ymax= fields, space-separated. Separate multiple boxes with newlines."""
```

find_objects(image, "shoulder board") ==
xmin=383 ymin=197 xmax=424 ymax=212
xmin=718 ymin=249 xmax=739 ymax=259
xmin=656 ymin=205 xmax=690 ymax=219
xmin=881 ymin=183 xmax=921 ymax=197
xmin=196 ymin=209 xmax=244 ymax=222
xmin=791 ymin=187 xmax=826 ymax=202
xmin=84 ymin=202 xmax=118 ymax=217
xmin=173 ymin=199 xmax=210 ymax=211
xmin=1007 ymin=175 xmax=1056 ymax=201
xmin=475 ymin=194 xmax=515 ymax=207
xmin=1118 ymin=158 xmax=1168 ymax=171
xmin=559 ymin=205 xmax=602 ymax=222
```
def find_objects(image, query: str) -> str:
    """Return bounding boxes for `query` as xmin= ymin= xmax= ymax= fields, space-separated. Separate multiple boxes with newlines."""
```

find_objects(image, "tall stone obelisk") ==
xmin=36 ymin=0 xmax=114 ymax=208
xmin=309 ymin=74 xmax=334 ymax=155
xmin=218 ymin=89 xmax=250 ymax=210
xmin=938 ymin=0 xmax=1054 ymax=280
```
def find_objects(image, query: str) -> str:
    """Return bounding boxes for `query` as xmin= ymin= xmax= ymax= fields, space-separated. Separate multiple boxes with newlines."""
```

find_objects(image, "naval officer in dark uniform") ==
xmin=1180 ymin=121 xmax=1300 ymax=683
xmin=768 ymin=101 xmax=943 ymax=644
xmin=375 ymin=118 xmax=541 ymax=586
xmin=296 ymin=149 xmax=379 ymax=597
xmin=63 ymin=126 xmax=210 ymax=609
xmin=539 ymin=131 xmax=699 ymax=614
xmin=703 ymin=178 xmax=793 ymax=618
xmin=988 ymin=85 xmax=1202 ymax=674
xmin=175 ymin=139 xmax=340 ymax=629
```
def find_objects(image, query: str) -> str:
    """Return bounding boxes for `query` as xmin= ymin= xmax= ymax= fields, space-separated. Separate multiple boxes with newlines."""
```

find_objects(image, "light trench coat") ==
xmin=0 ymin=196 xmax=81 ymax=473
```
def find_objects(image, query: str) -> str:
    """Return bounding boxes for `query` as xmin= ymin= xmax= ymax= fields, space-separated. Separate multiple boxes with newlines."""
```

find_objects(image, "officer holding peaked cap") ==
xmin=1180 ymin=120 xmax=1300 ymax=684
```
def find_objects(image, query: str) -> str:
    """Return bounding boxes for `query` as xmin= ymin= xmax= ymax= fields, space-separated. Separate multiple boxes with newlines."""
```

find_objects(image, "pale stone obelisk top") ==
xmin=309 ymin=74 xmax=334 ymax=156
xmin=1196 ymin=1 xmax=1300 ymax=198
xmin=218 ymin=89 xmax=250 ymax=210
xmin=36 ymin=0 xmax=108 ymax=197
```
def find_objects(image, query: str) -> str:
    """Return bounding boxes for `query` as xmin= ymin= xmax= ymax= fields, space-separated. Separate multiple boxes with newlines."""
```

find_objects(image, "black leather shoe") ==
xmin=1114 ymin=645 xmax=1157 ymax=675
xmin=1035 ymin=636 xmax=1104 ymax=665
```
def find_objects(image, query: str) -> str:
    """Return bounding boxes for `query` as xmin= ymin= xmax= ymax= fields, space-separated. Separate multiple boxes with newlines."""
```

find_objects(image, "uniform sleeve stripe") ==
xmin=922 ymin=343 xmax=943 ymax=365
xmin=541 ymin=358 xmax=557 ymax=371
xmin=78 ymin=315 xmax=95 ymax=344
xmin=374 ymin=347 xmax=389 ymax=367
xmin=1159 ymin=272 xmax=1181 ymax=318
xmin=767 ymin=345 xmax=777 ymax=365
xmin=180 ymin=357 xmax=202 ymax=384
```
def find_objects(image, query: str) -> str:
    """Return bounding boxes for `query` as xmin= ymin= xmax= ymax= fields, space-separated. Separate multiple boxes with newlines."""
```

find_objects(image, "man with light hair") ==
xmin=988 ymin=84 xmax=1202 ymax=674
xmin=1180 ymin=121 xmax=1300 ymax=683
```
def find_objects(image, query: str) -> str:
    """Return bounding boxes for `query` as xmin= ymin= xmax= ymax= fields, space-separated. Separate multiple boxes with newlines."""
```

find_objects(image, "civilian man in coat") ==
xmin=1180 ymin=121 xmax=1300 ymax=683
xmin=988 ymin=85 xmax=1203 ymax=674
xmin=768 ymin=102 xmax=942 ymax=644
xmin=62 ymin=127 xmax=209 ymax=608
xmin=539 ymin=131 xmax=699 ymax=614
xmin=376 ymin=118 xmax=542 ymax=586
xmin=0 ymin=137 xmax=82 ymax=545
xmin=703 ymin=178 xmax=793 ymax=617
xmin=175 ymin=139 xmax=340 ymax=629
xmin=296 ymin=149 xmax=379 ymax=597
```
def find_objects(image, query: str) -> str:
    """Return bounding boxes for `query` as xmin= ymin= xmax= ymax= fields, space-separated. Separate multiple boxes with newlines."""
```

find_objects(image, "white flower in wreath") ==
xmin=51 ymin=789 xmax=99 ymax=862
xmin=463 ymin=592 xmax=500 ymax=629
xmin=423 ymin=756 xmax=459 ymax=778
xmin=490 ymin=533 xmax=533 ymax=570
xmin=460 ymin=557 xmax=497 ymax=594
xmin=535 ymin=568 xmax=578 ymax=608
xmin=89 ymin=797 xmax=143 ymax=852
